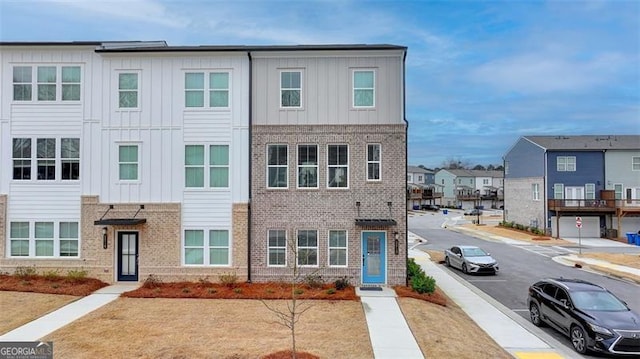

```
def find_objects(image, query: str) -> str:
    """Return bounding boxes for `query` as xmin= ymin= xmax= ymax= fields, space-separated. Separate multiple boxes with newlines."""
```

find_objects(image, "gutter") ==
xmin=247 ymin=51 xmax=253 ymax=283
xmin=402 ymin=48 xmax=409 ymax=287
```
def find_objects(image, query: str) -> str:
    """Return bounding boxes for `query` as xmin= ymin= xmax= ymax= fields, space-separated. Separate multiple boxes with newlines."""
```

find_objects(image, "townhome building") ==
xmin=0 ymin=41 xmax=251 ymax=282
xmin=249 ymin=45 xmax=408 ymax=286
xmin=407 ymin=165 xmax=442 ymax=210
xmin=434 ymin=169 xmax=503 ymax=209
xmin=503 ymin=135 xmax=640 ymax=239
xmin=1 ymin=42 xmax=407 ymax=286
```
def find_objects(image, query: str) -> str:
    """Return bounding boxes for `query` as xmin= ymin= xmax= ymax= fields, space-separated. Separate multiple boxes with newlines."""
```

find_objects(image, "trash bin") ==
xmin=626 ymin=232 xmax=636 ymax=244
xmin=413 ymin=205 xmax=420 ymax=210
xmin=443 ymin=209 xmax=448 ymax=215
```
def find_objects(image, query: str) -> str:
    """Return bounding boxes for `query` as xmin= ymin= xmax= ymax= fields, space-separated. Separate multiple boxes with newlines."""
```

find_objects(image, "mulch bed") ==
xmin=0 ymin=274 xmax=108 ymax=296
xmin=262 ymin=350 xmax=320 ymax=359
xmin=394 ymin=285 xmax=448 ymax=306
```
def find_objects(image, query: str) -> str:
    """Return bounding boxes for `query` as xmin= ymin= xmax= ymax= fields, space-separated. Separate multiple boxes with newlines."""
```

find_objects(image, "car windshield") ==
xmin=462 ymin=247 xmax=488 ymax=257
xmin=571 ymin=290 xmax=628 ymax=311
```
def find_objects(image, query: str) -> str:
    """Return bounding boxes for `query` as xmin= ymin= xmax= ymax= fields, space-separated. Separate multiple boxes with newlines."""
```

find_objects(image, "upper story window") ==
xmin=13 ymin=137 xmax=80 ymax=181
xmin=327 ymin=145 xmax=348 ymax=188
xmin=118 ymin=145 xmax=139 ymax=181
xmin=297 ymin=145 xmax=318 ymax=188
xmin=353 ymin=70 xmax=375 ymax=107
xmin=280 ymin=71 xmax=301 ymax=108
xmin=614 ymin=184 xmax=623 ymax=200
xmin=185 ymin=72 xmax=230 ymax=108
xmin=532 ymin=183 xmax=540 ymax=201
xmin=118 ymin=72 xmax=139 ymax=108
xmin=557 ymin=156 xmax=576 ymax=172
xmin=13 ymin=65 xmax=81 ymax=102
xmin=553 ymin=183 xmax=564 ymax=199
xmin=585 ymin=183 xmax=595 ymax=200
xmin=633 ymin=156 xmax=640 ymax=171
xmin=367 ymin=144 xmax=381 ymax=181
xmin=185 ymin=144 xmax=230 ymax=188
xmin=267 ymin=144 xmax=288 ymax=188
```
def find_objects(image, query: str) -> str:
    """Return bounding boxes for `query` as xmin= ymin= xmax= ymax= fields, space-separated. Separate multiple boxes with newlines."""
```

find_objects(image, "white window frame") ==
xmin=12 ymin=65 xmax=82 ymax=102
xmin=352 ymin=69 xmax=375 ymax=108
xmin=183 ymin=229 xmax=231 ymax=266
xmin=327 ymin=144 xmax=349 ymax=189
xmin=267 ymin=144 xmax=288 ymax=189
xmin=209 ymin=145 xmax=230 ymax=188
xmin=328 ymin=230 xmax=348 ymax=267
xmin=367 ymin=144 xmax=381 ymax=181
xmin=532 ymin=183 xmax=540 ymax=201
xmin=279 ymin=70 xmax=302 ymax=108
xmin=614 ymin=183 xmax=623 ymax=200
xmin=117 ymin=70 xmax=140 ymax=110
xmin=633 ymin=156 xmax=640 ymax=171
xmin=209 ymin=229 xmax=231 ymax=266
xmin=297 ymin=144 xmax=318 ymax=189
xmin=553 ymin=183 xmax=564 ymax=199
xmin=118 ymin=143 xmax=140 ymax=182
xmin=557 ymin=156 xmax=576 ymax=172
xmin=183 ymin=229 xmax=204 ymax=265
xmin=267 ymin=229 xmax=287 ymax=267
xmin=12 ymin=137 xmax=80 ymax=182
xmin=585 ymin=183 xmax=596 ymax=200
xmin=9 ymin=220 xmax=79 ymax=258
xmin=184 ymin=71 xmax=231 ymax=109
xmin=297 ymin=230 xmax=318 ymax=267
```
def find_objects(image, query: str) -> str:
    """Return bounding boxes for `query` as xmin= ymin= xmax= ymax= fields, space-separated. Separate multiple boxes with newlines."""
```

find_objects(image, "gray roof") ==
xmin=524 ymin=135 xmax=640 ymax=150
xmin=447 ymin=169 xmax=503 ymax=178
xmin=407 ymin=166 xmax=432 ymax=174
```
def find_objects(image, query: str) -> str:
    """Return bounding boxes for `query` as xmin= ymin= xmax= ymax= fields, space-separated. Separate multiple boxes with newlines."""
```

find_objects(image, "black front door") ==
xmin=117 ymin=232 xmax=138 ymax=281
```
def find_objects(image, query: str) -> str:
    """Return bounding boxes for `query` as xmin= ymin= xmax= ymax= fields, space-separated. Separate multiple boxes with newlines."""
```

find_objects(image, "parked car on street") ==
xmin=444 ymin=245 xmax=499 ymax=275
xmin=421 ymin=204 xmax=440 ymax=211
xmin=528 ymin=278 xmax=640 ymax=355
xmin=463 ymin=208 xmax=482 ymax=216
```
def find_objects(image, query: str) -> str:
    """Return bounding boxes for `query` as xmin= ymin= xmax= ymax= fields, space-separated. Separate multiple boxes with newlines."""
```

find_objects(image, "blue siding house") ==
xmin=504 ymin=135 xmax=640 ymax=239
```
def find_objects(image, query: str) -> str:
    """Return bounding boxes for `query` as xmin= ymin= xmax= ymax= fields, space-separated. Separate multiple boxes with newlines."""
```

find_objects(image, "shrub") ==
xmin=304 ymin=274 xmax=324 ymax=289
xmin=326 ymin=288 xmax=336 ymax=295
xmin=42 ymin=269 xmax=62 ymax=281
xmin=219 ymin=272 xmax=238 ymax=288
xmin=143 ymin=274 xmax=163 ymax=289
xmin=407 ymin=258 xmax=424 ymax=281
xmin=233 ymin=288 xmax=242 ymax=294
xmin=182 ymin=287 xmax=190 ymax=293
xmin=14 ymin=266 xmax=37 ymax=279
xmin=294 ymin=288 xmax=304 ymax=296
xmin=411 ymin=273 xmax=436 ymax=294
xmin=198 ymin=276 xmax=212 ymax=287
xmin=208 ymin=288 xmax=217 ymax=294
xmin=334 ymin=276 xmax=351 ymax=291
xmin=66 ymin=268 xmax=88 ymax=283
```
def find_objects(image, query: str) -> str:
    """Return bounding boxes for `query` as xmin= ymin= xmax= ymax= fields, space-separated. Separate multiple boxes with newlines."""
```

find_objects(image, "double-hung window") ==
xmin=183 ymin=229 xmax=230 ymax=265
xmin=268 ymin=229 xmax=287 ymax=266
xmin=13 ymin=138 xmax=31 ymax=180
xmin=367 ymin=144 xmax=381 ymax=181
xmin=59 ymin=222 xmax=79 ymax=257
xmin=9 ymin=221 xmax=79 ymax=257
xmin=61 ymin=66 xmax=81 ymax=101
xmin=37 ymin=67 xmax=56 ymax=101
xmin=280 ymin=71 xmax=301 ymax=108
xmin=37 ymin=138 xmax=56 ymax=180
xmin=353 ymin=70 xmax=375 ymax=107
xmin=10 ymin=222 xmax=30 ymax=257
xmin=328 ymin=230 xmax=347 ymax=266
xmin=35 ymin=222 xmax=54 ymax=256
xmin=118 ymin=72 xmax=139 ymax=108
xmin=297 ymin=145 xmax=318 ymax=188
xmin=119 ymin=145 xmax=139 ymax=181
xmin=614 ymin=184 xmax=623 ymax=200
xmin=585 ymin=183 xmax=596 ymax=200
xmin=328 ymin=145 xmax=348 ymax=188
xmin=267 ymin=145 xmax=288 ymax=188
xmin=557 ymin=156 xmax=576 ymax=172
xmin=532 ymin=183 xmax=540 ymax=201
xmin=185 ymin=144 xmax=230 ymax=188
xmin=185 ymin=72 xmax=230 ymax=108
xmin=297 ymin=230 xmax=318 ymax=266
xmin=13 ymin=66 xmax=32 ymax=101
xmin=553 ymin=184 xmax=564 ymax=199
xmin=61 ymin=138 xmax=80 ymax=180
xmin=633 ymin=156 xmax=640 ymax=171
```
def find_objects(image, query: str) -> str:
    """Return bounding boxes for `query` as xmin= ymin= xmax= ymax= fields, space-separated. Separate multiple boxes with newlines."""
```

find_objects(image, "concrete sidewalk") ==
xmin=0 ymin=283 xmax=138 ymax=342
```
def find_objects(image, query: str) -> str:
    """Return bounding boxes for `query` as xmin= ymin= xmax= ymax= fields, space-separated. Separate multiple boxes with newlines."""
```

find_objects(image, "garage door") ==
xmin=550 ymin=216 xmax=599 ymax=238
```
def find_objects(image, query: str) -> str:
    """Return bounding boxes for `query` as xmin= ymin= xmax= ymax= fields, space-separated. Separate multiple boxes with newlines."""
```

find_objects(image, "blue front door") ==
xmin=362 ymin=231 xmax=386 ymax=284
xmin=117 ymin=232 xmax=138 ymax=281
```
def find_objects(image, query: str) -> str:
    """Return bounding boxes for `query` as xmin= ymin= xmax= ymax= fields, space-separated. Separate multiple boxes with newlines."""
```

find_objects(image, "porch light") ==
xmin=394 ymin=231 xmax=399 ymax=255
xmin=102 ymin=227 xmax=108 ymax=249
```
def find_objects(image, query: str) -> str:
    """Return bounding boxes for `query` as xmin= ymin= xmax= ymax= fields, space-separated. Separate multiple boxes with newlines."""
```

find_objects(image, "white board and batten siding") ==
xmin=251 ymin=50 xmax=405 ymax=126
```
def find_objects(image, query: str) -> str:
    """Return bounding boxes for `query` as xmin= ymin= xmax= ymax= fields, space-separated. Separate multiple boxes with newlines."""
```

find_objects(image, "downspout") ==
xmin=402 ymin=48 xmax=409 ymax=287
xmin=247 ymin=51 xmax=253 ymax=282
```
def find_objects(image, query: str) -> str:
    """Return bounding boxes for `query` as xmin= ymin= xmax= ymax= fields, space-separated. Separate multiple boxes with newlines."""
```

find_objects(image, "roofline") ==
xmin=94 ymin=44 xmax=407 ymax=53
xmin=0 ymin=41 xmax=103 ymax=46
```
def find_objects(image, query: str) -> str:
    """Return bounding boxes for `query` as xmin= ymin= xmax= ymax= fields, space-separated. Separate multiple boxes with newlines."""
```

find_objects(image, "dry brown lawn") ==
xmin=0 ymin=291 xmax=78 ymax=335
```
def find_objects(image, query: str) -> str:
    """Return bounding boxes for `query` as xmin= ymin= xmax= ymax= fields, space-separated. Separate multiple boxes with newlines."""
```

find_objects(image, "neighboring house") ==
xmin=0 ymin=41 xmax=250 ymax=283
xmin=1 ymin=42 xmax=408 ymax=286
xmin=407 ymin=165 xmax=442 ymax=209
xmin=250 ymin=45 xmax=408 ymax=286
xmin=503 ymin=135 xmax=640 ymax=239
xmin=434 ymin=169 xmax=503 ymax=209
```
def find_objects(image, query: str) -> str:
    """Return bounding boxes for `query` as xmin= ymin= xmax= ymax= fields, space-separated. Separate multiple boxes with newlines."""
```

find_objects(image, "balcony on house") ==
xmin=422 ymin=185 xmax=443 ymax=199
xmin=547 ymin=190 xmax=640 ymax=214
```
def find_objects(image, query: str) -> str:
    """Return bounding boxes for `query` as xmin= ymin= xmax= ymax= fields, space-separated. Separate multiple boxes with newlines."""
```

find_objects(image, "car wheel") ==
xmin=529 ymin=303 xmax=544 ymax=327
xmin=462 ymin=263 xmax=468 ymax=274
xmin=571 ymin=325 xmax=588 ymax=354
xmin=444 ymin=257 xmax=450 ymax=267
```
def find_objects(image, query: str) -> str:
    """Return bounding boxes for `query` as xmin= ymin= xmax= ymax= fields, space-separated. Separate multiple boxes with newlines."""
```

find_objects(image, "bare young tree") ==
xmin=261 ymin=236 xmax=318 ymax=359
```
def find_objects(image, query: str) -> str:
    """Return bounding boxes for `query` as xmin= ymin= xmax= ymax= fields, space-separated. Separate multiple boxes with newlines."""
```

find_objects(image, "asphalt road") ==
xmin=409 ymin=209 xmax=640 ymax=359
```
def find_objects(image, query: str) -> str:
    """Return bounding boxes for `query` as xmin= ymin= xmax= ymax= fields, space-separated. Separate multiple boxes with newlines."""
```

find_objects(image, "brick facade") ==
xmin=250 ymin=124 xmax=407 ymax=286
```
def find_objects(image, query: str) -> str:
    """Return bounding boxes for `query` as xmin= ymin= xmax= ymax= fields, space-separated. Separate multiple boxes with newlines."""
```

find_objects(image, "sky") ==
xmin=1 ymin=0 xmax=638 ymax=169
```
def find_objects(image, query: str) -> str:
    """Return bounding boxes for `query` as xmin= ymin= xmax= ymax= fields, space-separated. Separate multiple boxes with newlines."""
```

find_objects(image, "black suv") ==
xmin=420 ymin=204 xmax=440 ymax=211
xmin=528 ymin=278 xmax=640 ymax=355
